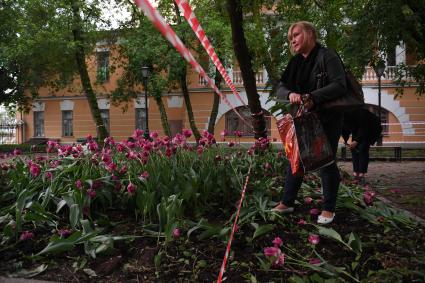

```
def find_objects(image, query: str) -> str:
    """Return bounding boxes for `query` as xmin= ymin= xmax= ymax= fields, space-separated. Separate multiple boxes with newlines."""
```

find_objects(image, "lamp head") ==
xmin=373 ymin=60 xmax=386 ymax=77
xmin=141 ymin=66 xmax=150 ymax=79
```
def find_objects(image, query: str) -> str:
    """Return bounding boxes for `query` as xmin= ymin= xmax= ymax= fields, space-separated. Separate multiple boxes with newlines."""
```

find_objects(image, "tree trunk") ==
xmin=70 ymin=0 xmax=108 ymax=141
xmin=154 ymin=96 xmax=171 ymax=137
xmin=226 ymin=0 xmax=267 ymax=139
xmin=180 ymin=68 xmax=201 ymax=141
xmin=207 ymin=68 xmax=221 ymax=134
xmin=173 ymin=2 xmax=201 ymax=141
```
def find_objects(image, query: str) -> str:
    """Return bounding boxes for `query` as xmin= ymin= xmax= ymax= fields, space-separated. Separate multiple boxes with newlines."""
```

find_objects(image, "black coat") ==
xmin=276 ymin=44 xmax=347 ymax=133
xmin=342 ymin=108 xmax=382 ymax=146
xmin=276 ymin=44 xmax=347 ymax=107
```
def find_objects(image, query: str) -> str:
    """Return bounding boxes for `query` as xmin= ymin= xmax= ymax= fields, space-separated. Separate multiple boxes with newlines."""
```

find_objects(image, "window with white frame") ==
xmin=135 ymin=108 xmax=147 ymax=130
xmin=100 ymin=109 xmax=110 ymax=135
xmin=96 ymin=51 xmax=109 ymax=82
xmin=34 ymin=111 xmax=44 ymax=137
xmin=225 ymin=106 xmax=271 ymax=137
xmin=62 ymin=110 xmax=73 ymax=137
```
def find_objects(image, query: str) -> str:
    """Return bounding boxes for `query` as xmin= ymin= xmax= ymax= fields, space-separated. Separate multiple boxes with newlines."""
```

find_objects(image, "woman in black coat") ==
xmin=342 ymin=108 xmax=382 ymax=185
xmin=272 ymin=21 xmax=347 ymax=224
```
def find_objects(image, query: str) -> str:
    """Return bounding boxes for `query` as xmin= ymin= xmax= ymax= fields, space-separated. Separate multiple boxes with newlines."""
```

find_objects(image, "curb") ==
xmin=376 ymin=196 xmax=425 ymax=227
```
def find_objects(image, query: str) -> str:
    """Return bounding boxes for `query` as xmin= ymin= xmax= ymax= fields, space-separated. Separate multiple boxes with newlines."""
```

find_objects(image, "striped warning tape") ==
xmin=134 ymin=0 xmax=252 ymax=129
xmin=217 ymin=163 xmax=251 ymax=282
xmin=174 ymin=0 xmax=247 ymax=107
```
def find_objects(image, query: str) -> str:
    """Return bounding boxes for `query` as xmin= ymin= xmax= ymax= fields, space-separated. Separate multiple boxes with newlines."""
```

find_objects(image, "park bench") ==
xmin=340 ymin=145 xmax=402 ymax=161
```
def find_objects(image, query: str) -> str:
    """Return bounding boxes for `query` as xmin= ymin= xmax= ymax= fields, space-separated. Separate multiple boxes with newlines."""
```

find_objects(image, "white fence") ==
xmin=0 ymin=123 xmax=18 ymax=144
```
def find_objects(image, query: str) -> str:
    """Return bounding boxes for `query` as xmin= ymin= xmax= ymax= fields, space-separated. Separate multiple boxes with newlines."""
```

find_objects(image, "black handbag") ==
xmin=293 ymin=108 xmax=335 ymax=172
xmin=316 ymin=49 xmax=364 ymax=111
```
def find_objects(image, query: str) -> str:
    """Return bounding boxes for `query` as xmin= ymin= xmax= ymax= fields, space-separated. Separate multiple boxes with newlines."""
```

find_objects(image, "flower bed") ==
xmin=0 ymin=130 xmax=424 ymax=282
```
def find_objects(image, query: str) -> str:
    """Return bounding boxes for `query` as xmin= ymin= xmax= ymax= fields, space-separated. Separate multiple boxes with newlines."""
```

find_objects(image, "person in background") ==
xmin=342 ymin=108 xmax=382 ymax=185
xmin=272 ymin=21 xmax=347 ymax=224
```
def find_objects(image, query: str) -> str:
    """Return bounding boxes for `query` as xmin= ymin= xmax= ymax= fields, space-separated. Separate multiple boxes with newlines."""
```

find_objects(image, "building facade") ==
xmin=16 ymin=44 xmax=425 ymax=145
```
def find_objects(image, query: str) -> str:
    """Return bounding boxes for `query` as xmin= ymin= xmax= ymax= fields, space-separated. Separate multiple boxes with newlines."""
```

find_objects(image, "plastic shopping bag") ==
xmin=293 ymin=112 xmax=334 ymax=172
xmin=277 ymin=113 xmax=303 ymax=176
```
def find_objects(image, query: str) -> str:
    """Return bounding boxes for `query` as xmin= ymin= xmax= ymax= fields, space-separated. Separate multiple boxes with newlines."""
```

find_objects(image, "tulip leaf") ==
xmin=317 ymin=226 xmax=343 ymax=242
xmin=8 ymin=264 xmax=48 ymax=278
xmin=252 ymin=224 xmax=275 ymax=240
xmin=69 ymin=204 xmax=80 ymax=229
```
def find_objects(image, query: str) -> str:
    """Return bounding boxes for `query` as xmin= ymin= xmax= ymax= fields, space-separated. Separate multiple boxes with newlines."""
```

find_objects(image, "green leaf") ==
xmin=317 ymin=226 xmax=343 ymax=242
xmin=69 ymin=204 xmax=80 ymax=229
xmin=36 ymin=239 xmax=76 ymax=256
xmin=56 ymin=199 xmax=67 ymax=213
xmin=8 ymin=264 xmax=48 ymax=278
xmin=348 ymin=232 xmax=362 ymax=254
xmin=252 ymin=224 xmax=275 ymax=240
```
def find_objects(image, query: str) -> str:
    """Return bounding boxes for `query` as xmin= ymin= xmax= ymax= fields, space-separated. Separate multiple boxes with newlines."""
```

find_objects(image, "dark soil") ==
xmin=1 ymin=201 xmax=424 ymax=282
xmin=1 ymin=160 xmax=424 ymax=282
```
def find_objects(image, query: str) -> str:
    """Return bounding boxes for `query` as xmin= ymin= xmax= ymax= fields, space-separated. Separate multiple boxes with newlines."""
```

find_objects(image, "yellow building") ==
xmin=17 ymin=43 xmax=425 ymax=145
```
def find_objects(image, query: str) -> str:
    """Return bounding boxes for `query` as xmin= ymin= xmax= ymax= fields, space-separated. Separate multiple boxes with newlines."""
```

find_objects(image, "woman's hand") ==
xmin=348 ymin=141 xmax=358 ymax=149
xmin=289 ymin=92 xmax=302 ymax=104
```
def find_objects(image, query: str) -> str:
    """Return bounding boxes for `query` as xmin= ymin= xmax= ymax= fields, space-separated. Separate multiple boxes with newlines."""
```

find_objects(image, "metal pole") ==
xmin=378 ymin=75 xmax=382 ymax=146
xmin=143 ymin=77 xmax=150 ymax=140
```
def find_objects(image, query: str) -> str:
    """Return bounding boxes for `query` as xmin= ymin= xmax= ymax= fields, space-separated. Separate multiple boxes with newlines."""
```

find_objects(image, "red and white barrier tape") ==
xmin=174 ymin=0 xmax=247 ymax=107
xmin=134 ymin=0 xmax=251 ymax=129
xmin=217 ymin=164 xmax=252 ymax=283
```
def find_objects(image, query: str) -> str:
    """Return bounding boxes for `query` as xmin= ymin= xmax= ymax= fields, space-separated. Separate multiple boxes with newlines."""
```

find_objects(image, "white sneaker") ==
xmin=317 ymin=214 xmax=335 ymax=224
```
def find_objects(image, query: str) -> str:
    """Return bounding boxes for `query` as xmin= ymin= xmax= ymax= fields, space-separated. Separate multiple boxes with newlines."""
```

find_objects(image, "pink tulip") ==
xmin=140 ymin=171 xmax=149 ymax=180
xmin=127 ymin=183 xmax=136 ymax=194
xmin=29 ymin=162 xmax=41 ymax=177
xmin=297 ymin=219 xmax=307 ymax=225
xmin=20 ymin=231 xmax=34 ymax=241
xmin=263 ymin=246 xmax=285 ymax=267
xmin=272 ymin=237 xmax=283 ymax=247
xmin=304 ymin=197 xmax=313 ymax=204
xmin=310 ymin=208 xmax=320 ymax=216
xmin=58 ymin=229 xmax=72 ymax=238
xmin=182 ymin=128 xmax=192 ymax=138
xmin=308 ymin=234 xmax=320 ymax=245
xmin=87 ymin=189 xmax=96 ymax=198
xmin=75 ymin=179 xmax=83 ymax=189
xmin=363 ymin=191 xmax=376 ymax=206
xmin=197 ymin=146 xmax=203 ymax=155
xmin=263 ymin=246 xmax=280 ymax=257
xmin=263 ymin=162 xmax=272 ymax=170
xmin=116 ymin=143 xmax=125 ymax=152
xmin=45 ymin=171 xmax=53 ymax=180
xmin=173 ymin=228 xmax=181 ymax=239
xmin=13 ymin=148 xmax=22 ymax=156
xmin=150 ymin=131 xmax=159 ymax=140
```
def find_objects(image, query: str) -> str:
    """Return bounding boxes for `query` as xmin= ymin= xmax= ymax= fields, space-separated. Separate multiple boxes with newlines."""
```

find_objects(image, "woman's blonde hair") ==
xmin=287 ymin=21 xmax=318 ymax=54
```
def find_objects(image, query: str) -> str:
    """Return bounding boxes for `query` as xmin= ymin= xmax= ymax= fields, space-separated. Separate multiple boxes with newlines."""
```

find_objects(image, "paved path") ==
xmin=338 ymin=161 xmax=425 ymax=190
xmin=338 ymin=161 xmax=425 ymax=219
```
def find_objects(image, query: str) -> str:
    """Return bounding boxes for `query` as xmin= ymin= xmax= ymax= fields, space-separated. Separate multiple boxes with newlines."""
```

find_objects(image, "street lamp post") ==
xmin=141 ymin=66 xmax=150 ymax=140
xmin=373 ymin=61 xmax=386 ymax=146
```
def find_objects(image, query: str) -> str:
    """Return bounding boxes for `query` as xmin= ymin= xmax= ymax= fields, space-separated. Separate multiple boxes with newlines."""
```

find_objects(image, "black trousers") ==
xmin=281 ymin=118 xmax=342 ymax=212
xmin=351 ymin=141 xmax=370 ymax=174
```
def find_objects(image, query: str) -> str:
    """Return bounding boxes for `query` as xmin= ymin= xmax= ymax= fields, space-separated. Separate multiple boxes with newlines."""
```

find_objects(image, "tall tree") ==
xmin=70 ymin=0 xmax=108 ymax=140
xmin=0 ymin=0 xmax=112 ymax=140
xmin=226 ymin=0 xmax=267 ymax=139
